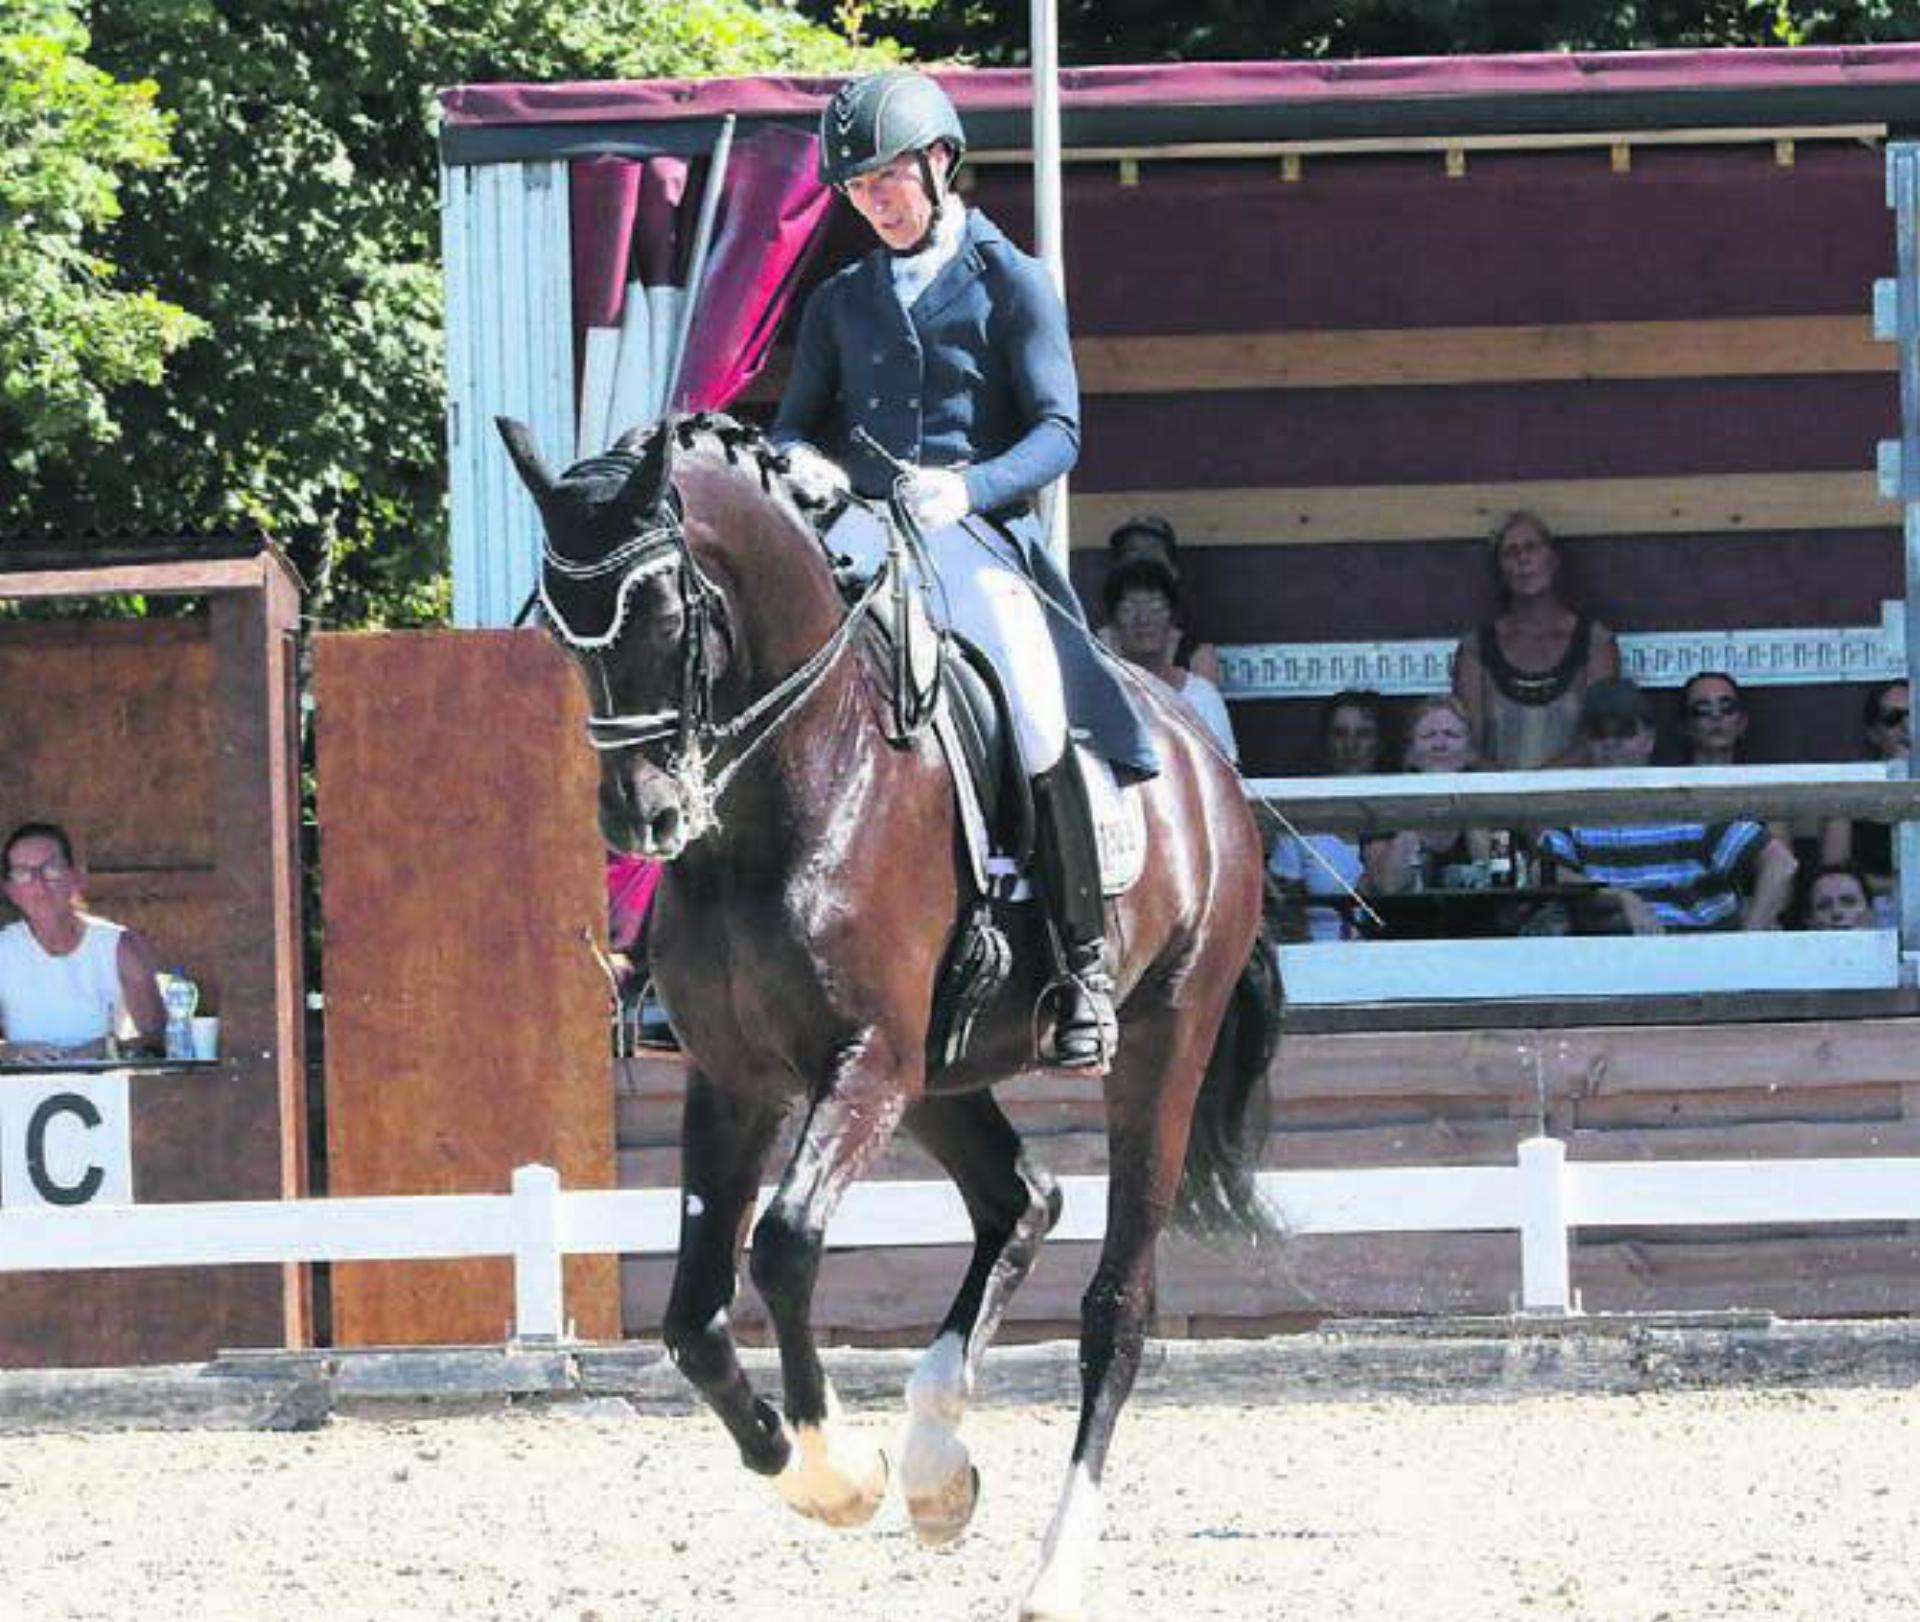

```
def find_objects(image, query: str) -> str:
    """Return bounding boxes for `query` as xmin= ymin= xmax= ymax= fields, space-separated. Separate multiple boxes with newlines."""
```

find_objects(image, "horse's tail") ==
xmin=1175 ymin=926 xmax=1285 ymax=1239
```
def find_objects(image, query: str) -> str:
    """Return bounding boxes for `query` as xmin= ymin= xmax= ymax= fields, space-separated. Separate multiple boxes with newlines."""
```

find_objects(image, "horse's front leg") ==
xmin=750 ymin=1029 xmax=913 ymax=1528
xmin=899 ymin=1090 xmax=1061 ymax=1547
xmin=661 ymin=1069 xmax=790 ymax=1476
xmin=1023 ymin=1011 xmax=1212 ymax=1622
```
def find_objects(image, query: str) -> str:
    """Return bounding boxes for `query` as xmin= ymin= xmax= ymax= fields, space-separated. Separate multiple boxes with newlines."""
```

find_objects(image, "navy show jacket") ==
xmin=772 ymin=209 xmax=1079 ymax=526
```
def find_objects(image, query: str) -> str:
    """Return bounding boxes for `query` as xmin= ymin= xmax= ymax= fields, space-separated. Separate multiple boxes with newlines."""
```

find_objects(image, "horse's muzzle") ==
xmin=600 ymin=754 xmax=693 ymax=861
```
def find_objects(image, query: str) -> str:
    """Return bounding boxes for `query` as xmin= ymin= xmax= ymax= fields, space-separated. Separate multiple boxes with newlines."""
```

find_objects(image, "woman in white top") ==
xmin=1102 ymin=558 xmax=1239 ymax=763
xmin=0 ymin=822 xmax=165 ymax=1061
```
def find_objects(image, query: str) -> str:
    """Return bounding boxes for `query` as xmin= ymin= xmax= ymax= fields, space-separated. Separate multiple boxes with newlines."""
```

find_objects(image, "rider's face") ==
xmin=844 ymin=150 xmax=940 ymax=251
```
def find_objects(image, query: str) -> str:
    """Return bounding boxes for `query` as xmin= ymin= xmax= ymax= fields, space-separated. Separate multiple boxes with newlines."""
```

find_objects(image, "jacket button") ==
xmin=867 ymin=396 xmax=880 ymax=408
xmin=907 ymin=397 xmax=920 ymax=409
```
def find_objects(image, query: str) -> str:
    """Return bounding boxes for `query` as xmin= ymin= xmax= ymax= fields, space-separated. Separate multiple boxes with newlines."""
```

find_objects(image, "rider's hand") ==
xmin=781 ymin=442 xmax=850 ymax=508
xmin=901 ymin=468 xmax=970 ymax=533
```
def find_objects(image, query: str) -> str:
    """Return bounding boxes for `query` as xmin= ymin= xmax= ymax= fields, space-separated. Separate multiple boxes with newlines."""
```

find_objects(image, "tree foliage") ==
xmin=824 ymin=0 xmax=1919 ymax=66
xmin=4 ymin=1 xmax=885 ymax=625
xmin=0 ymin=0 xmax=199 ymax=475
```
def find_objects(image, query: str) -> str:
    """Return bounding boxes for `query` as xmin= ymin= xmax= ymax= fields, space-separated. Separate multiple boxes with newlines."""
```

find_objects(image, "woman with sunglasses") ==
xmin=0 ymin=821 xmax=166 ymax=1062
xmin=1818 ymin=680 xmax=1910 ymax=925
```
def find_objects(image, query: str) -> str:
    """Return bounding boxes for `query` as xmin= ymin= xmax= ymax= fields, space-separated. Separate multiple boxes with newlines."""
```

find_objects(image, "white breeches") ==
xmin=827 ymin=505 xmax=1068 ymax=772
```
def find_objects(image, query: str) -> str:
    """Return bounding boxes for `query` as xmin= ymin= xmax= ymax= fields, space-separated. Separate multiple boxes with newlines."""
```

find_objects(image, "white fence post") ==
xmin=1517 ymin=1136 xmax=1573 ymax=1314
xmin=510 ymin=1163 xmax=564 ymax=1342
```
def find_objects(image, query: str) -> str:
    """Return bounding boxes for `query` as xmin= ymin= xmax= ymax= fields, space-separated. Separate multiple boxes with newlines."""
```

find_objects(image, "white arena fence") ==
xmin=4 ymin=1143 xmax=1920 ymax=1338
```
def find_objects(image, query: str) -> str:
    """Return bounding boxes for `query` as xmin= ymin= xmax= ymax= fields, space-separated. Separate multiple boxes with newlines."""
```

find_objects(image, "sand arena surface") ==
xmin=2 ymin=1386 xmax=1916 ymax=1621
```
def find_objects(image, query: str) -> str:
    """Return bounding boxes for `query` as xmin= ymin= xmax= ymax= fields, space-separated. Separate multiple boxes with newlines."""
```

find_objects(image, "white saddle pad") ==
xmin=935 ymin=702 xmax=1145 ymax=902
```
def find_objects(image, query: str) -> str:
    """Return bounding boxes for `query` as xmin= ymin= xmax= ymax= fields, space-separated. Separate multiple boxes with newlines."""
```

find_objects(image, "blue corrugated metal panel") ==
xmin=443 ymin=160 xmax=574 ymax=628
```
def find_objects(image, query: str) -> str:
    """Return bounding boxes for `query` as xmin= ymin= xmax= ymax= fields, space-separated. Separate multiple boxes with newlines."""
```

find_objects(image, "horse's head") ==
xmin=499 ymin=416 xmax=734 ymax=859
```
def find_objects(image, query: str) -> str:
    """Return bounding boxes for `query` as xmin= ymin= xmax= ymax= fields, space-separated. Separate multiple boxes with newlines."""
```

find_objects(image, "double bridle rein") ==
xmin=541 ymin=459 xmax=886 ymax=848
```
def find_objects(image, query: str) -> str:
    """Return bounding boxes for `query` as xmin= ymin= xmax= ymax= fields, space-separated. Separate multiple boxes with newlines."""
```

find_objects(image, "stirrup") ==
xmin=1041 ymin=966 xmax=1118 ymax=1070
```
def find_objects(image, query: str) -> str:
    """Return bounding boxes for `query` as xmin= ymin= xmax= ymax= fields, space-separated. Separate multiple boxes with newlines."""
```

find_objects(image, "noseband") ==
xmin=541 ymin=453 xmax=886 ymax=846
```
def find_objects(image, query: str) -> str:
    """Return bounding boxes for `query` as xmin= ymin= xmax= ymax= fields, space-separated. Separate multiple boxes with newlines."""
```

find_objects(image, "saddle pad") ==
xmin=935 ymin=702 xmax=1144 ymax=900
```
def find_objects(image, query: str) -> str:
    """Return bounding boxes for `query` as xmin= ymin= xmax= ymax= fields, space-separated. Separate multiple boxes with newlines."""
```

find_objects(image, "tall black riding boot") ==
xmin=1031 ymin=750 xmax=1118 ymax=1070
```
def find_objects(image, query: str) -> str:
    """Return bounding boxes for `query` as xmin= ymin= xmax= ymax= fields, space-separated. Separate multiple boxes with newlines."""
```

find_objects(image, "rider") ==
xmin=773 ymin=69 xmax=1149 ymax=1070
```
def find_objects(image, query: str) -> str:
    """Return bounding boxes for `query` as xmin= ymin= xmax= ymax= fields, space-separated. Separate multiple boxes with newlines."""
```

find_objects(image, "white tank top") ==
xmin=0 ymin=915 xmax=127 ymax=1047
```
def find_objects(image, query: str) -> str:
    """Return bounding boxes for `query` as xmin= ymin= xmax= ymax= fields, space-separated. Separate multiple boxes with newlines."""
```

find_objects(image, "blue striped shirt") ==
xmin=1537 ymin=821 xmax=1767 ymax=932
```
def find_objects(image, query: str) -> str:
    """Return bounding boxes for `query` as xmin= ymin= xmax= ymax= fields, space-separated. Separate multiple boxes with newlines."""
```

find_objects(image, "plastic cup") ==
xmin=189 ymin=1016 xmax=220 ymax=1061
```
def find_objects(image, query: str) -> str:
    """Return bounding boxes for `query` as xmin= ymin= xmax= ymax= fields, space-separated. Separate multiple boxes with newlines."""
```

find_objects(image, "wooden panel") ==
xmin=743 ymin=315 xmax=1890 ymax=404
xmin=0 ymin=619 xmax=214 ymax=868
xmin=1069 ymin=471 xmax=1885 ymax=548
xmin=1073 ymin=315 xmax=1888 ymax=395
xmin=316 ymin=630 xmax=618 ymax=1346
xmin=0 ymin=1067 xmax=287 ymax=1368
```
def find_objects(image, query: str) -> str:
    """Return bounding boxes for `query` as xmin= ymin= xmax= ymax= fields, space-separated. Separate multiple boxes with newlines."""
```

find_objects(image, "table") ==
xmin=1350 ymin=884 xmax=1599 ymax=941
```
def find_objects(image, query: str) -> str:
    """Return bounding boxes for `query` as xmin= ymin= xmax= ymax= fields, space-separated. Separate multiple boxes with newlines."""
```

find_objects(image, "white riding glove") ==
xmin=782 ymin=442 xmax=850 ymax=507
xmin=901 ymin=468 xmax=971 ymax=533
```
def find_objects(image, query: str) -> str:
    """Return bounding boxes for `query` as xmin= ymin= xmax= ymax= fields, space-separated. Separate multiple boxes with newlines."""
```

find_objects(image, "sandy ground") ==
xmin=1 ymin=1386 xmax=1916 ymax=1622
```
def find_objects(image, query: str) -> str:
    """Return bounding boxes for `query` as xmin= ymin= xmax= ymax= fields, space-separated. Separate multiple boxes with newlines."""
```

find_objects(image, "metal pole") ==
xmin=1887 ymin=145 xmax=1920 ymax=960
xmin=1030 ymin=0 xmax=1070 ymax=568
xmin=663 ymin=114 xmax=737 ymax=415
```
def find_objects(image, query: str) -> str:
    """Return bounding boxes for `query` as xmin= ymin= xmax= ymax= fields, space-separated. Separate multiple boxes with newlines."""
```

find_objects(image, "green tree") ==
xmin=6 ymin=1 xmax=885 ymax=625
xmin=815 ymin=0 xmax=1918 ymax=66
xmin=0 ymin=0 xmax=199 ymax=480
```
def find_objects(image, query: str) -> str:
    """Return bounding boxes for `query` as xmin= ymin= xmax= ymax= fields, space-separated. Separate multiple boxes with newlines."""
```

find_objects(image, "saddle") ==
xmin=855 ymin=564 xmax=1146 ymax=1068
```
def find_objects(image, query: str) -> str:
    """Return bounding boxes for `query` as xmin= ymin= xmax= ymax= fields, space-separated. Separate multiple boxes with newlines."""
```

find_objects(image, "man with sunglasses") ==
xmin=1539 ymin=678 xmax=1797 ymax=933
xmin=0 ymin=821 xmax=165 ymax=1062
xmin=773 ymin=71 xmax=1153 ymax=1069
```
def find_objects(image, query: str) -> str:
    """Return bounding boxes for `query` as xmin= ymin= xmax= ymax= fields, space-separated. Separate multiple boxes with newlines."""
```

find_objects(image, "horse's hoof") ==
xmin=907 ymin=1461 xmax=980 ymax=1548
xmin=772 ymin=1426 xmax=890 ymax=1529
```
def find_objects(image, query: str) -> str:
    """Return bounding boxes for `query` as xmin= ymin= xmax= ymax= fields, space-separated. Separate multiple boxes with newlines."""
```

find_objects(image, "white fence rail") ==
xmin=6 ymin=1145 xmax=1920 ymax=1338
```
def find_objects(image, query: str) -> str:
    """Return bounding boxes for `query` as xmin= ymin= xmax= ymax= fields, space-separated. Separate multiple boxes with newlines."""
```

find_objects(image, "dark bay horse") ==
xmin=500 ymin=413 xmax=1279 ymax=1622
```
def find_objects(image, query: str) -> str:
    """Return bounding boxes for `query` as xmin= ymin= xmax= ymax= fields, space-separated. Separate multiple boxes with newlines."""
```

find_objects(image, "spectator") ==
xmin=1683 ymin=670 xmax=1794 ymax=849
xmin=1097 ymin=516 xmax=1223 ymax=685
xmin=1680 ymin=671 xmax=1750 ymax=766
xmin=0 ymin=821 xmax=165 ymax=1061
xmin=1799 ymin=864 xmax=1876 ymax=931
xmin=1103 ymin=557 xmax=1237 ymax=762
xmin=1270 ymin=690 xmax=1384 ymax=941
xmin=1818 ymin=679 xmax=1909 ymax=924
xmin=1537 ymin=678 xmax=1796 ymax=933
xmin=1362 ymin=694 xmax=1495 ymax=896
xmin=1452 ymin=510 xmax=1619 ymax=769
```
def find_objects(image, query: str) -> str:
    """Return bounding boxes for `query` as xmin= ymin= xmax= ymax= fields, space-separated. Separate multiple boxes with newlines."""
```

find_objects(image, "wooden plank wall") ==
xmin=616 ymin=1015 xmax=1920 ymax=1341
xmin=0 ymin=598 xmax=308 ymax=1361
xmin=314 ymin=630 xmax=620 ymax=1345
xmin=743 ymin=142 xmax=1903 ymax=774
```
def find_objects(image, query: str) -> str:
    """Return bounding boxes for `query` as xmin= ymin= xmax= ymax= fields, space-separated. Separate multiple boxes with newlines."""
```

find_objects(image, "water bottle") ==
xmin=161 ymin=972 xmax=198 ymax=1061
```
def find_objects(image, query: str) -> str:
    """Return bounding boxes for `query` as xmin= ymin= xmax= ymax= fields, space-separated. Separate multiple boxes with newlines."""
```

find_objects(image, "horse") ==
xmin=499 ymin=412 xmax=1281 ymax=1622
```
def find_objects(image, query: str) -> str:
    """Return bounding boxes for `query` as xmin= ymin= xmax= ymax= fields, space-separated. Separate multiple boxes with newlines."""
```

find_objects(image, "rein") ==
xmin=544 ymin=464 xmax=890 ymax=846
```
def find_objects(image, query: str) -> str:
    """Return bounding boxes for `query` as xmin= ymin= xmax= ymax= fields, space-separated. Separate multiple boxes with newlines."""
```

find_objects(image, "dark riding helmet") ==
xmin=818 ymin=70 xmax=967 ymax=190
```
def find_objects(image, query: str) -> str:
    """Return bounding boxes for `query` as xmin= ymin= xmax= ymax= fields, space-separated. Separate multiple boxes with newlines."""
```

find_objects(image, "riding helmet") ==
xmin=818 ymin=70 xmax=967 ymax=189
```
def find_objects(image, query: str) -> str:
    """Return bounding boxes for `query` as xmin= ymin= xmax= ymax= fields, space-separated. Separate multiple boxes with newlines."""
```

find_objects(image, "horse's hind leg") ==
xmin=1022 ymin=1010 xmax=1212 ymax=1622
xmin=750 ymin=1036 xmax=912 ymax=1528
xmin=661 ymin=1070 xmax=790 ymax=1476
xmin=899 ymin=1090 xmax=1061 ymax=1546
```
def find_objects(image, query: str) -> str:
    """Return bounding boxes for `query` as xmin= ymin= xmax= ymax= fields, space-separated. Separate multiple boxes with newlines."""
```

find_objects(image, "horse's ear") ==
xmin=496 ymin=417 xmax=557 ymax=500
xmin=616 ymin=420 xmax=674 ymax=521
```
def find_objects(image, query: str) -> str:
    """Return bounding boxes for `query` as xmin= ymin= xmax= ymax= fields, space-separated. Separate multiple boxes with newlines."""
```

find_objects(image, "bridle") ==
xmin=540 ymin=452 xmax=887 ymax=847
